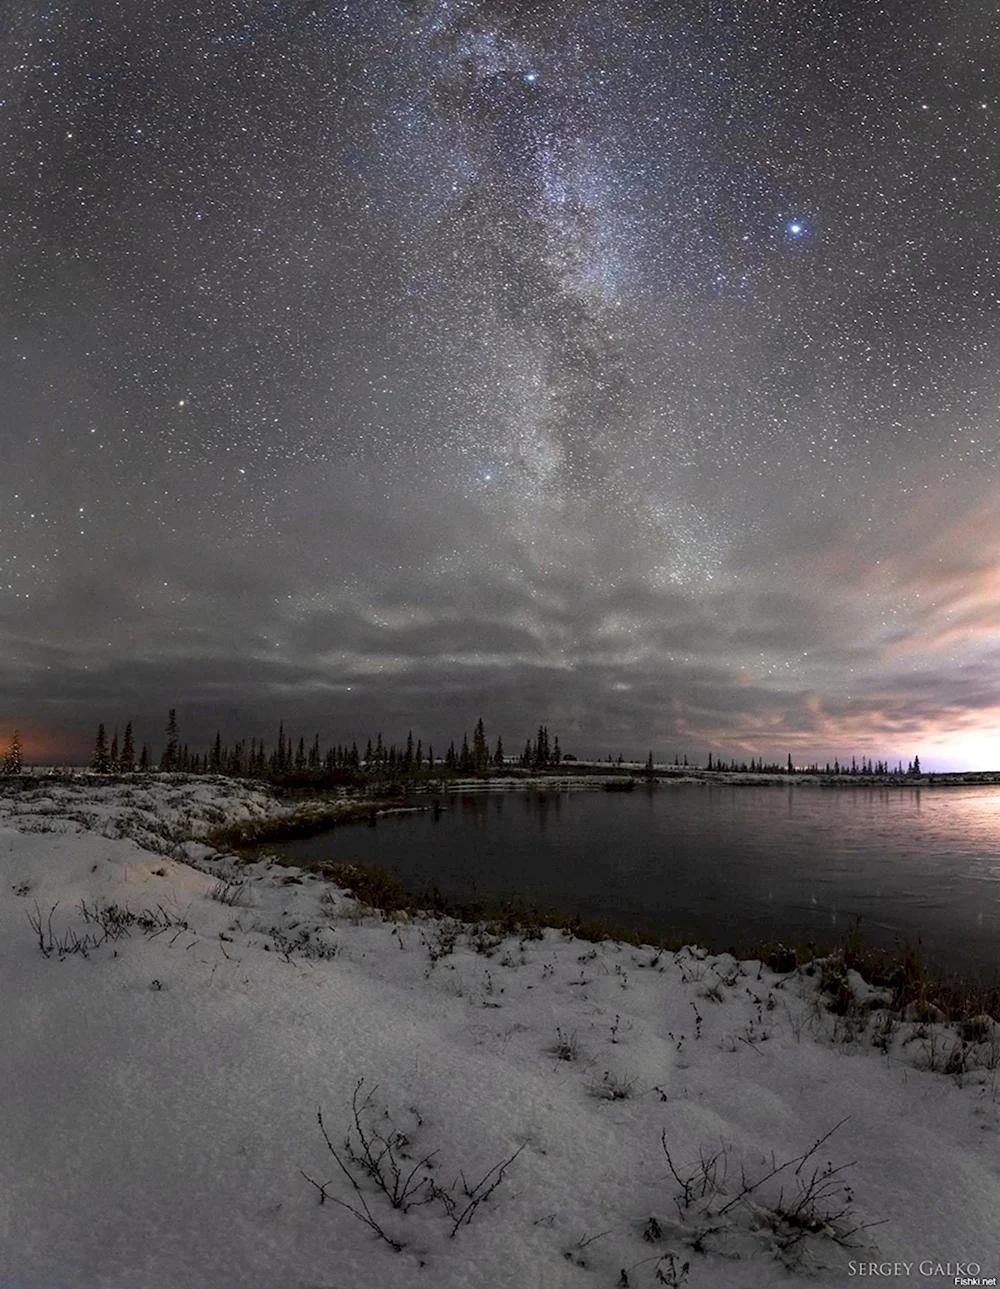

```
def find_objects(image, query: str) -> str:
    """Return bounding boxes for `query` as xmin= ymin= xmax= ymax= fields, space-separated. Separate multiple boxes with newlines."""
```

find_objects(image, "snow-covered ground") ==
xmin=2 ymin=777 xmax=998 ymax=1289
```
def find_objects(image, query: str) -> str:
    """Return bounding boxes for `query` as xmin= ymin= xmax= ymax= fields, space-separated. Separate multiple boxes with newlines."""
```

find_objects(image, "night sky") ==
xmin=3 ymin=0 xmax=1000 ymax=768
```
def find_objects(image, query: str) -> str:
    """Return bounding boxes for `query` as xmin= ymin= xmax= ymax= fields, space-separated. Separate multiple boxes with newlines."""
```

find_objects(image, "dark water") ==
xmin=256 ymin=784 xmax=1000 ymax=979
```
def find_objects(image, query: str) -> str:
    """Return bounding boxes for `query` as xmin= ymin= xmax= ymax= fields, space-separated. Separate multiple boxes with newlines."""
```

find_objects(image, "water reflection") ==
xmin=262 ymin=784 xmax=1000 ymax=978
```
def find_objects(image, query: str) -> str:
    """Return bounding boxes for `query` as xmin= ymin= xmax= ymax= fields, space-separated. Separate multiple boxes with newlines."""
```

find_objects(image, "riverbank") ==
xmin=1 ymin=776 xmax=998 ymax=1287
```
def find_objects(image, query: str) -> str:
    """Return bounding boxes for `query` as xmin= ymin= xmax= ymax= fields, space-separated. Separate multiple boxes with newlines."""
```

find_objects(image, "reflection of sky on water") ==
xmin=270 ymin=785 xmax=1000 ymax=978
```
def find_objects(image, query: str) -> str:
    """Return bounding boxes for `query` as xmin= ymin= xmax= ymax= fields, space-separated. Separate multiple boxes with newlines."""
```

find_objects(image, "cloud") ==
xmin=6 ymin=454 xmax=1000 ymax=771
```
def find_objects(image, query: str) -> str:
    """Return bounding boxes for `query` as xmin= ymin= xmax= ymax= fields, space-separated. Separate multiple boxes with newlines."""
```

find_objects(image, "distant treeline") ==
xmin=4 ymin=714 xmax=566 ymax=785
xmin=696 ymin=752 xmax=922 ymax=776
xmin=0 ymin=715 xmax=923 ymax=783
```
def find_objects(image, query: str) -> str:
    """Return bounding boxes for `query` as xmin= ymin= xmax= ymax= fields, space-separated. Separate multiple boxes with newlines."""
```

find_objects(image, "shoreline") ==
xmin=13 ymin=764 xmax=1000 ymax=792
xmin=3 ymin=771 xmax=998 ymax=997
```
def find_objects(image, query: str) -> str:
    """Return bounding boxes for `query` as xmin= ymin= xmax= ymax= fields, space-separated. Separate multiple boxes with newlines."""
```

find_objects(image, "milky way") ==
xmin=2 ymin=0 xmax=1000 ymax=767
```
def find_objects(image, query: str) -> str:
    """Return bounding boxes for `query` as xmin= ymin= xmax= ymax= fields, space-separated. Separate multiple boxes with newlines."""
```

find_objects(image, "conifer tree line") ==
xmin=74 ymin=712 xmax=570 ymax=783
xmin=0 ymin=715 xmax=924 ymax=782
xmin=662 ymin=751 xmax=923 ymax=777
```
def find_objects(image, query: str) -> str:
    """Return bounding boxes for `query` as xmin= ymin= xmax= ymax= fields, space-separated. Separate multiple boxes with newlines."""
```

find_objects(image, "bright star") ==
xmin=524 ymin=72 xmax=538 ymax=84
xmin=787 ymin=222 xmax=803 ymax=236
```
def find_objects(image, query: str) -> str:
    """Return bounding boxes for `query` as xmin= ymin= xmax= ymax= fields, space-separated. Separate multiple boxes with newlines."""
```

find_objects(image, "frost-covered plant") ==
xmin=209 ymin=877 xmax=251 ymax=907
xmin=470 ymin=925 xmax=504 ymax=957
xmin=423 ymin=921 xmax=459 ymax=963
xmin=551 ymin=1027 xmax=579 ymax=1061
xmin=589 ymin=1069 xmax=638 ymax=1101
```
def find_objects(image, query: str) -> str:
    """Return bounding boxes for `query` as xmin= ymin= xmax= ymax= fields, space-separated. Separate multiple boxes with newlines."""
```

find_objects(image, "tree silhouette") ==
xmin=91 ymin=724 xmax=111 ymax=773
xmin=2 ymin=729 xmax=22 ymax=775
xmin=119 ymin=722 xmax=135 ymax=773
xmin=160 ymin=709 xmax=179 ymax=772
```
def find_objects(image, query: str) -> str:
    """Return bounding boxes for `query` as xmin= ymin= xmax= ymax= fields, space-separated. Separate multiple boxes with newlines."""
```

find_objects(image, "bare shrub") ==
xmin=301 ymin=1078 xmax=523 ymax=1251
xmin=550 ymin=1027 xmax=579 ymax=1061
xmin=28 ymin=899 xmax=188 ymax=959
xmin=589 ymin=1070 xmax=638 ymax=1101
xmin=656 ymin=1119 xmax=883 ymax=1270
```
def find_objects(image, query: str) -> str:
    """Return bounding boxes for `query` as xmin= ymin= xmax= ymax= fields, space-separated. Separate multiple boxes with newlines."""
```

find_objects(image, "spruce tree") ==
xmin=91 ymin=724 xmax=110 ymax=773
xmin=2 ymin=729 xmax=22 ymax=775
xmin=472 ymin=718 xmax=487 ymax=772
xmin=109 ymin=729 xmax=119 ymax=771
xmin=139 ymin=743 xmax=150 ymax=772
xmin=120 ymin=722 xmax=135 ymax=773
xmin=493 ymin=735 xmax=504 ymax=767
xmin=552 ymin=735 xmax=561 ymax=765
xmin=160 ymin=709 xmax=179 ymax=772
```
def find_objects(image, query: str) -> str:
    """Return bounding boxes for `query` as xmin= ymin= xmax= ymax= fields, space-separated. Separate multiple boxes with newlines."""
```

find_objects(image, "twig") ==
xmin=305 ymin=1108 xmax=404 ymax=1252
xmin=447 ymin=1143 xmax=525 ymax=1237
xmin=717 ymin=1117 xmax=850 ymax=1216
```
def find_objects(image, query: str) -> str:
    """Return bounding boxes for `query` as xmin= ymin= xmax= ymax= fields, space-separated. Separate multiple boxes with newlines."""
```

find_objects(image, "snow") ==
xmin=1 ymin=776 xmax=998 ymax=1289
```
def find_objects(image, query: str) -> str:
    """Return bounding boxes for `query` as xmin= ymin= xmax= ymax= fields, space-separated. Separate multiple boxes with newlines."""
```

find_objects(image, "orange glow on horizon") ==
xmin=0 ymin=726 xmax=87 ymax=764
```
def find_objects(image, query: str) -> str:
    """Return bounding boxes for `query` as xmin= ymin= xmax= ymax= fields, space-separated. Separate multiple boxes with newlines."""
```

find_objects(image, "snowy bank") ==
xmin=1 ymin=777 xmax=998 ymax=1289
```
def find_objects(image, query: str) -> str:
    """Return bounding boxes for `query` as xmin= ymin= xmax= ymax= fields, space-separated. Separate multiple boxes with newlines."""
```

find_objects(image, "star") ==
xmin=0 ymin=0 xmax=996 ymax=771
